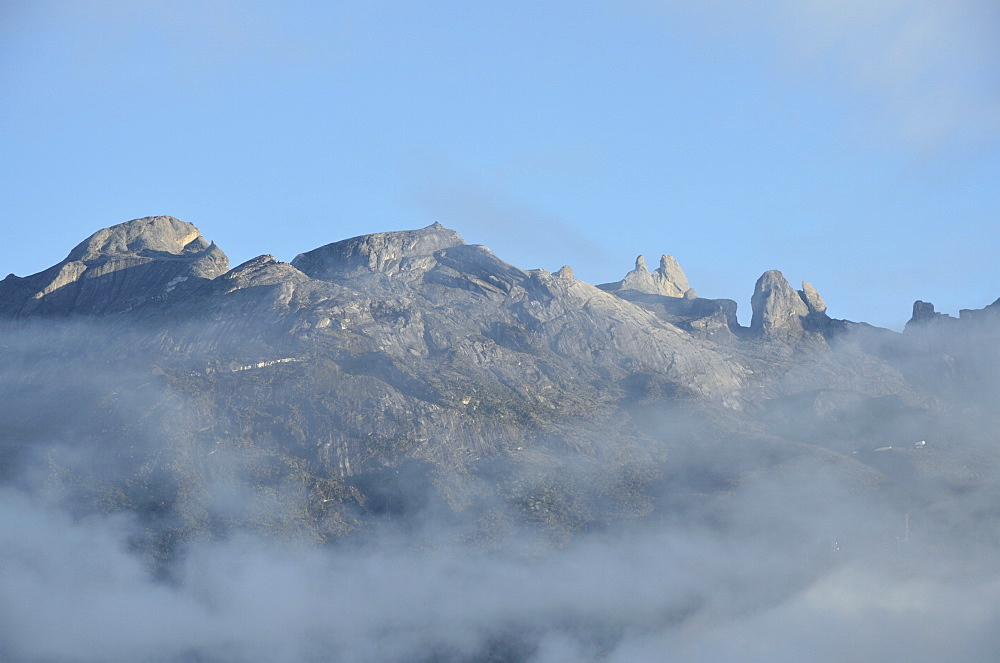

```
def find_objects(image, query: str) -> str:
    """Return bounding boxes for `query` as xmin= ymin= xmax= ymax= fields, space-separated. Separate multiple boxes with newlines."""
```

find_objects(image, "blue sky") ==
xmin=2 ymin=0 xmax=997 ymax=328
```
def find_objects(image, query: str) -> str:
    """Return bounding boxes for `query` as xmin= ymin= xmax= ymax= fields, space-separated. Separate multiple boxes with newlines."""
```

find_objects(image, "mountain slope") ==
xmin=0 ymin=216 xmax=996 ymax=552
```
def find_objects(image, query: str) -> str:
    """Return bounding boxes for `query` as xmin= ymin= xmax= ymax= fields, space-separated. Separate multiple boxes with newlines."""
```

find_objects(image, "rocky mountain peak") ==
xmin=0 ymin=216 xmax=228 ymax=317
xmin=600 ymin=253 xmax=692 ymax=298
xmin=5 ymin=215 xmax=1000 ymax=663
xmin=911 ymin=300 xmax=940 ymax=322
xmin=750 ymin=270 xmax=810 ymax=336
xmin=656 ymin=254 xmax=690 ymax=296
xmin=618 ymin=255 xmax=658 ymax=294
xmin=291 ymin=222 xmax=464 ymax=282
xmin=66 ymin=216 xmax=214 ymax=262
xmin=749 ymin=271 xmax=834 ymax=338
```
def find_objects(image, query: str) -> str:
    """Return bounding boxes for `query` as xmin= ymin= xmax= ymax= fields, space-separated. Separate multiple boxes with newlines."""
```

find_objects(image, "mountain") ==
xmin=1 ymin=216 xmax=999 ymax=661
xmin=2 ymin=215 xmax=994 ymax=537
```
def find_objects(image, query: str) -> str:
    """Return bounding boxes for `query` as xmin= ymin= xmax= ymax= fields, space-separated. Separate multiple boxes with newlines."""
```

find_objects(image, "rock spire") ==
xmin=600 ymin=253 xmax=693 ymax=298
xmin=750 ymin=270 xmax=831 ymax=338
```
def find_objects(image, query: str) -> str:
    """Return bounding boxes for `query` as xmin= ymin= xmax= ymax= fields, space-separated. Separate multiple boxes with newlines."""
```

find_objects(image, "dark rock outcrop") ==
xmin=905 ymin=298 xmax=1000 ymax=332
xmin=904 ymin=300 xmax=954 ymax=330
xmin=959 ymin=297 xmax=1000 ymax=322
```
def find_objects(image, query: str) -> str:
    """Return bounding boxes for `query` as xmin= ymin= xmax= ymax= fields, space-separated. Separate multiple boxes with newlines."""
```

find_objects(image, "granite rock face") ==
xmin=0 ymin=216 xmax=228 ymax=317
xmin=291 ymin=222 xmax=463 ymax=282
xmin=67 ymin=215 xmax=216 ymax=263
xmin=656 ymin=254 xmax=690 ymax=296
xmin=748 ymin=270 xmax=833 ymax=338
xmin=750 ymin=270 xmax=810 ymax=335
xmin=596 ymin=254 xmax=745 ymax=342
xmin=600 ymin=254 xmax=692 ymax=298
xmin=799 ymin=281 xmax=826 ymax=315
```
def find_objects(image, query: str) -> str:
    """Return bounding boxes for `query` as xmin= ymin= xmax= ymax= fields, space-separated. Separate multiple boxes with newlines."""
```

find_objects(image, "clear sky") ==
xmin=2 ymin=0 xmax=997 ymax=328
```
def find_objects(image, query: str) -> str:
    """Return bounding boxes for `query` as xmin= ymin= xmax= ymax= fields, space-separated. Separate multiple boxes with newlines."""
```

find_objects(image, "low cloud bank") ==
xmin=2 ymin=452 xmax=998 ymax=663
xmin=2 ymin=308 xmax=1000 ymax=662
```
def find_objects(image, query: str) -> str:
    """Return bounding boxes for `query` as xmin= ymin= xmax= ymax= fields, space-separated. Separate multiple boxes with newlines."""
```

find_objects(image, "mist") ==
xmin=3 ymin=453 xmax=998 ymax=662
xmin=2 ymin=287 xmax=1000 ymax=662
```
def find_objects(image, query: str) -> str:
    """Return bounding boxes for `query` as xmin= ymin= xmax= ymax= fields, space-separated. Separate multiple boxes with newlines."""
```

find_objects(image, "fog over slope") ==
xmin=1 ymin=216 xmax=998 ymax=662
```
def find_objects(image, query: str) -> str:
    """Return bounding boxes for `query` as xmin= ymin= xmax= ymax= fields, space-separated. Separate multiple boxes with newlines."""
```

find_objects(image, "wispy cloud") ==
xmin=640 ymin=0 xmax=999 ymax=154
xmin=410 ymin=174 xmax=606 ymax=273
xmin=772 ymin=0 xmax=999 ymax=152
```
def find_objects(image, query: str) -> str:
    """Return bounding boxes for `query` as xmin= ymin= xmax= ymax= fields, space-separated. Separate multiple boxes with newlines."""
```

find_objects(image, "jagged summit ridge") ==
xmin=6 ymin=213 xmax=1000 ymax=490
xmin=4 ymin=216 xmax=1000 ymax=663
xmin=10 ymin=214 xmax=996 ymax=355
xmin=905 ymin=297 xmax=1000 ymax=330
xmin=600 ymin=253 xmax=693 ymax=298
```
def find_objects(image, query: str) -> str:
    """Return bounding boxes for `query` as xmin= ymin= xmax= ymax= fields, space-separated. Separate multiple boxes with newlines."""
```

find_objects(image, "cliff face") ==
xmin=0 ymin=216 xmax=996 ymax=550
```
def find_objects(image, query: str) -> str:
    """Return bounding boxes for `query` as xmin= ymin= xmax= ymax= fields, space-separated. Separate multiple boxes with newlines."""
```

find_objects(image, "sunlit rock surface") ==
xmin=599 ymin=253 xmax=692 ymax=298
xmin=0 ymin=216 xmax=228 ymax=316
